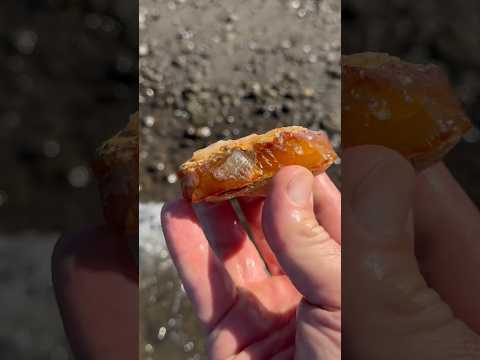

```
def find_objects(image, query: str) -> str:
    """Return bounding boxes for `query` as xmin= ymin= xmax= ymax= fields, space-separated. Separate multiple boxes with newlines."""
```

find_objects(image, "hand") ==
xmin=343 ymin=146 xmax=480 ymax=359
xmin=162 ymin=166 xmax=341 ymax=359
xmin=52 ymin=226 xmax=138 ymax=360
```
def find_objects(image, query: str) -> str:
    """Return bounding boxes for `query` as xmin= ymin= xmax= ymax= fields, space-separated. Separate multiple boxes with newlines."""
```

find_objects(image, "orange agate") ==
xmin=178 ymin=126 xmax=337 ymax=203
xmin=342 ymin=52 xmax=472 ymax=168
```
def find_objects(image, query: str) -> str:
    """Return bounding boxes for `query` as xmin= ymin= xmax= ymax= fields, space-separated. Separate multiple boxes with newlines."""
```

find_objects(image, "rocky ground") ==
xmin=140 ymin=203 xmax=206 ymax=359
xmin=0 ymin=234 xmax=69 ymax=360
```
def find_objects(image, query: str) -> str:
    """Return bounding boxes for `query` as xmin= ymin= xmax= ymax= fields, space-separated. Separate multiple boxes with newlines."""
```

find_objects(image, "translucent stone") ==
xmin=212 ymin=149 xmax=255 ymax=181
xmin=179 ymin=127 xmax=337 ymax=202
xmin=342 ymin=53 xmax=472 ymax=168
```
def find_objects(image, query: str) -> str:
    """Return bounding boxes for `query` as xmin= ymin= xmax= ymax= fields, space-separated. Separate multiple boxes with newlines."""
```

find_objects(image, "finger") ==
xmin=161 ymin=200 xmax=236 ymax=330
xmin=208 ymin=277 xmax=300 ymax=360
xmin=237 ymin=197 xmax=284 ymax=275
xmin=415 ymin=162 xmax=480 ymax=332
xmin=237 ymin=172 xmax=342 ymax=275
xmin=195 ymin=201 xmax=269 ymax=285
xmin=313 ymin=173 xmax=341 ymax=243
xmin=262 ymin=165 xmax=341 ymax=309
xmin=52 ymin=226 xmax=138 ymax=360
xmin=343 ymin=146 xmax=478 ymax=359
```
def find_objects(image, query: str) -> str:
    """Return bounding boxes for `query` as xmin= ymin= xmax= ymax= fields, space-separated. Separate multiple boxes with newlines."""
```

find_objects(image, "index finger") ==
xmin=161 ymin=200 xmax=237 ymax=330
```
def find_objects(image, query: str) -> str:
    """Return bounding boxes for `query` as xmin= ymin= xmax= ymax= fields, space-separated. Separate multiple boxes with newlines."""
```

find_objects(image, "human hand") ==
xmin=161 ymin=166 xmax=341 ymax=359
xmin=343 ymin=146 xmax=480 ymax=359
xmin=52 ymin=226 xmax=138 ymax=360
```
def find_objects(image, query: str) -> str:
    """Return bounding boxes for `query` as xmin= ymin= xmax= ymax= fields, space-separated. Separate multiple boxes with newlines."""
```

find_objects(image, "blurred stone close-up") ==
xmin=342 ymin=0 xmax=480 ymax=205
xmin=139 ymin=0 xmax=341 ymax=359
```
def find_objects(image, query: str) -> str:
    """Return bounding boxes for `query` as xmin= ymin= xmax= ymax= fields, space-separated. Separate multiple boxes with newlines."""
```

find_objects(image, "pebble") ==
xmin=139 ymin=43 xmax=150 ymax=57
xmin=167 ymin=173 xmax=178 ymax=184
xmin=143 ymin=116 xmax=155 ymax=127
xmin=196 ymin=126 xmax=211 ymax=138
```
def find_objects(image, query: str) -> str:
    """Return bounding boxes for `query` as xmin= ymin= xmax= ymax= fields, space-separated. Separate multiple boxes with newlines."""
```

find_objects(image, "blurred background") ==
xmin=139 ymin=0 xmax=340 ymax=359
xmin=342 ymin=0 xmax=480 ymax=205
xmin=0 ymin=1 xmax=137 ymax=359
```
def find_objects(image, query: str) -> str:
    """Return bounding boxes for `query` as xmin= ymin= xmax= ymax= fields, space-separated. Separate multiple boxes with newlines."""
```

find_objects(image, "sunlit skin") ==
xmin=162 ymin=166 xmax=341 ymax=359
xmin=178 ymin=128 xmax=337 ymax=203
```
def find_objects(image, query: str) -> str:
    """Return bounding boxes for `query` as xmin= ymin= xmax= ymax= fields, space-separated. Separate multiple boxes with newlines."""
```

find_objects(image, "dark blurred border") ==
xmin=342 ymin=1 xmax=480 ymax=358
xmin=0 ymin=0 xmax=138 ymax=233
xmin=0 ymin=1 xmax=138 ymax=359
xmin=342 ymin=0 xmax=480 ymax=204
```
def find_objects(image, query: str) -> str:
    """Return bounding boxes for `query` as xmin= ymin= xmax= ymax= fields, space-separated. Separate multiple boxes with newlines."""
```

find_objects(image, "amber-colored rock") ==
xmin=179 ymin=126 xmax=337 ymax=203
xmin=342 ymin=52 xmax=472 ymax=168
xmin=93 ymin=113 xmax=139 ymax=236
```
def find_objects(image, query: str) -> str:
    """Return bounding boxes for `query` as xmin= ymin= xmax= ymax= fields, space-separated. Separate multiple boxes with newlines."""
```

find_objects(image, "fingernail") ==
xmin=287 ymin=170 xmax=313 ymax=206
xmin=352 ymin=155 xmax=414 ymax=237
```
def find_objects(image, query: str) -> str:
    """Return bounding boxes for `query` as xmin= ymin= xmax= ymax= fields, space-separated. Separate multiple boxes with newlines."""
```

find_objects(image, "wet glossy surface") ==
xmin=342 ymin=53 xmax=472 ymax=167
xmin=140 ymin=203 xmax=206 ymax=359
xmin=179 ymin=128 xmax=337 ymax=202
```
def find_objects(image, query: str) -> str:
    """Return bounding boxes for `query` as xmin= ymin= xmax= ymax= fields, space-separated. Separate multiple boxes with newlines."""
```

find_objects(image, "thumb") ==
xmin=343 ymin=145 xmax=479 ymax=359
xmin=262 ymin=166 xmax=341 ymax=309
